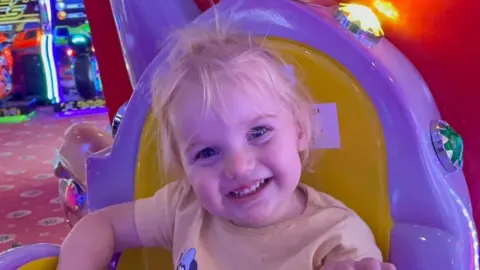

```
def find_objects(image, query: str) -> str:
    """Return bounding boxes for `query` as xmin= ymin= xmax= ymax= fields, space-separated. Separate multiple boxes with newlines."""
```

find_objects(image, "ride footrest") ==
xmin=54 ymin=97 xmax=107 ymax=114
xmin=0 ymin=98 xmax=37 ymax=123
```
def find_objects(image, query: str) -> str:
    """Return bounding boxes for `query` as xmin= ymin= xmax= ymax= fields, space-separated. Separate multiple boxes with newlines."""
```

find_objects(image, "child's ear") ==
xmin=297 ymin=124 xmax=309 ymax=152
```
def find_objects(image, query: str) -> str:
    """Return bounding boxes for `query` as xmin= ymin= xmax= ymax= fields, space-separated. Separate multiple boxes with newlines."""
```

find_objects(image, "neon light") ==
xmin=57 ymin=107 xmax=108 ymax=118
xmin=39 ymin=0 xmax=59 ymax=103
xmin=46 ymin=0 xmax=59 ymax=103
xmin=44 ymin=0 xmax=53 ymax=31
xmin=40 ymin=33 xmax=58 ymax=102
xmin=0 ymin=112 xmax=36 ymax=124
xmin=0 ymin=1 xmax=40 ymax=24
xmin=373 ymin=0 xmax=399 ymax=20
xmin=0 ymin=18 xmax=39 ymax=24
xmin=39 ymin=34 xmax=53 ymax=100
xmin=47 ymin=33 xmax=59 ymax=102
xmin=71 ymin=35 xmax=88 ymax=44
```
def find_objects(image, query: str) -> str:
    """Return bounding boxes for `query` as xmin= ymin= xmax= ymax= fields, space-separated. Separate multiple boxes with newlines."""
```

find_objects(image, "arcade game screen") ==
xmin=53 ymin=0 xmax=103 ymax=111
xmin=0 ymin=0 xmax=105 ymax=120
xmin=0 ymin=0 xmax=43 ymax=120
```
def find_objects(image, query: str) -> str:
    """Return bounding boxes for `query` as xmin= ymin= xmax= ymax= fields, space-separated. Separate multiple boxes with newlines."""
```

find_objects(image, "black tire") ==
xmin=20 ymin=54 xmax=46 ymax=100
xmin=74 ymin=54 xmax=96 ymax=100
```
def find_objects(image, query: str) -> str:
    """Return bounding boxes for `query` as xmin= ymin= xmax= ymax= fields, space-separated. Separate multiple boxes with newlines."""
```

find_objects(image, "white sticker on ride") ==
xmin=312 ymin=103 xmax=340 ymax=149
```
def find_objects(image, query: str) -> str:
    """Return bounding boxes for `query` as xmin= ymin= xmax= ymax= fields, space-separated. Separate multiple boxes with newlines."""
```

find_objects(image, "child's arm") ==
xmin=58 ymin=180 xmax=186 ymax=269
xmin=58 ymin=202 xmax=138 ymax=269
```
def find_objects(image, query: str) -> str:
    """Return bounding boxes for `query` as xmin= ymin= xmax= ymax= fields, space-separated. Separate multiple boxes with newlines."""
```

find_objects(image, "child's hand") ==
xmin=322 ymin=258 xmax=396 ymax=270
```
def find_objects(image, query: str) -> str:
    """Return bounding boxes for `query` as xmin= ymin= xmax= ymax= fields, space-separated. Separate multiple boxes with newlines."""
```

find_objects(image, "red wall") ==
xmin=377 ymin=0 xmax=480 ymax=226
xmin=84 ymin=0 xmax=133 ymax=123
xmin=195 ymin=0 xmax=220 ymax=11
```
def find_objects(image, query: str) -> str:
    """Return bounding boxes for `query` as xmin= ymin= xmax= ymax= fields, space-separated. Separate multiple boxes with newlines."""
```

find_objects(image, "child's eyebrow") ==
xmin=183 ymin=114 xmax=277 ymax=153
xmin=184 ymin=138 xmax=202 ymax=155
xmin=245 ymin=114 xmax=277 ymax=125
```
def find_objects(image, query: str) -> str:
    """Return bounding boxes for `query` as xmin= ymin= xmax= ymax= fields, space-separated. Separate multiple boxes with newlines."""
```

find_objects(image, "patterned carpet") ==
xmin=0 ymin=108 xmax=108 ymax=252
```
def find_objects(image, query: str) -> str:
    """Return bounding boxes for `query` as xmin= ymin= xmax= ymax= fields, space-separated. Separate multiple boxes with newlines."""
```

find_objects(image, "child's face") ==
xmin=171 ymin=82 xmax=306 ymax=227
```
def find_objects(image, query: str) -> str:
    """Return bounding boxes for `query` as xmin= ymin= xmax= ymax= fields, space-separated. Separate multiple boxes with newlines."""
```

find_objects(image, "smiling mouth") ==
xmin=229 ymin=177 xmax=272 ymax=199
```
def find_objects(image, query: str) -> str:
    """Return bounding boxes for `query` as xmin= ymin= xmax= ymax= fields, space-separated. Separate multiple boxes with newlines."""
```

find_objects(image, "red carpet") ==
xmin=0 ymin=108 xmax=108 ymax=252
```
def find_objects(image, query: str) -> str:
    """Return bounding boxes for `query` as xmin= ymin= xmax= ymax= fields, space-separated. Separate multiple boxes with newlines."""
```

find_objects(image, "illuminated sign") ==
xmin=0 ymin=107 xmax=21 ymax=116
xmin=0 ymin=24 xmax=12 ymax=31
xmin=54 ymin=97 xmax=107 ymax=112
xmin=65 ymin=12 xmax=85 ymax=19
xmin=65 ymin=3 xmax=84 ymax=9
xmin=0 ymin=101 xmax=35 ymax=117
xmin=0 ymin=0 xmax=40 ymax=25
xmin=54 ymin=0 xmax=86 ymax=26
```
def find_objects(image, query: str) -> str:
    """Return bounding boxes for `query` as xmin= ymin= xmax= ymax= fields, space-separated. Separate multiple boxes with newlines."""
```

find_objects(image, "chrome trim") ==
xmin=111 ymin=101 xmax=128 ymax=138
xmin=333 ymin=6 xmax=384 ymax=44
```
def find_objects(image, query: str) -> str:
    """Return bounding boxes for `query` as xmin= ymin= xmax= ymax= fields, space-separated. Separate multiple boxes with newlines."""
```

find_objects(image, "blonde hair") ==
xmin=150 ymin=21 xmax=316 ymax=177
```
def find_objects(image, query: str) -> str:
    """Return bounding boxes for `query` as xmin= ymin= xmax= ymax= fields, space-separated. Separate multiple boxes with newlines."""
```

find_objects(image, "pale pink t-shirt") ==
xmin=134 ymin=180 xmax=382 ymax=270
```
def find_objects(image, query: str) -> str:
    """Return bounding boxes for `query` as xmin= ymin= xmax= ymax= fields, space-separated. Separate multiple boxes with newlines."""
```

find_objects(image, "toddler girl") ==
xmin=58 ymin=21 xmax=395 ymax=270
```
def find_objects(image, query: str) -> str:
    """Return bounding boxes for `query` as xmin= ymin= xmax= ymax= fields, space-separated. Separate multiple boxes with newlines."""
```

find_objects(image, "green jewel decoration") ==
xmin=431 ymin=120 xmax=464 ymax=172
xmin=440 ymin=125 xmax=463 ymax=167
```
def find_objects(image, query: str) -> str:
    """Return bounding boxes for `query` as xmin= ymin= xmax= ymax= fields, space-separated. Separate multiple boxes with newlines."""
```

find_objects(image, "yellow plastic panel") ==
xmin=117 ymin=113 xmax=173 ymax=270
xmin=266 ymin=37 xmax=392 ymax=258
xmin=18 ymin=257 xmax=58 ymax=269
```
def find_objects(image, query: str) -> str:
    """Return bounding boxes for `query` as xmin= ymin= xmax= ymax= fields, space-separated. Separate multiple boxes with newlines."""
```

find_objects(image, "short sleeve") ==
xmin=134 ymin=180 xmax=187 ymax=249
xmin=321 ymin=214 xmax=383 ymax=265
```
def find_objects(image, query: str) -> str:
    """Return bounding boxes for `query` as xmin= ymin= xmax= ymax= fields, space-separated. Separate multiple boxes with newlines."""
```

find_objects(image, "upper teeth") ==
xmin=232 ymin=179 xmax=266 ymax=197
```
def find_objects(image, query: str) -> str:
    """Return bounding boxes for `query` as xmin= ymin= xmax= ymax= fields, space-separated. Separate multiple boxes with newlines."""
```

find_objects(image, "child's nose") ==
xmin=224 ymin=149 xmax=255 ymax=180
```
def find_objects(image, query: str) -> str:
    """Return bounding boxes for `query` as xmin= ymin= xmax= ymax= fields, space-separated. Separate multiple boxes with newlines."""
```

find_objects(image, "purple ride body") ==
xmin=0 ymin=0 xmax=476 ymax=269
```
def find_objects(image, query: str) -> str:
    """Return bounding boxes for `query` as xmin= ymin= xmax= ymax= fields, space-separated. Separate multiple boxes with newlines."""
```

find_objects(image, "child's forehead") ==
xmin=172 ymin=76 xmax=284 ymax=113
xmin=169 ymin=85 xmax=287 ymax=139
xmin=166 ymin=61 xmax=294 ymax=137
xmin=172 ymin=88 xmax=281 ymax=125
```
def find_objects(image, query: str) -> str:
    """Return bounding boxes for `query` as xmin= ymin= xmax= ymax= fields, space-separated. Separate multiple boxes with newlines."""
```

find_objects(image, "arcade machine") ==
xmin=0 ymin=0 xmax=56 ymax=123
xmin=49 ymin=0 xmax=106 ymax=115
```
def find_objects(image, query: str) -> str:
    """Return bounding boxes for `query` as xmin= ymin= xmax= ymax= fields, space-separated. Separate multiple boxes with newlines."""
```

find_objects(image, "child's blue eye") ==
xmin=247 ymin=126 xmax=272 ymax=140
xmin=195 ymin=147 xmax=218 ymax=160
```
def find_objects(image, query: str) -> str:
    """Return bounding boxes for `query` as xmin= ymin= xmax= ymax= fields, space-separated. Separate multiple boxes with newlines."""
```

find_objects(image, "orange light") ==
xmin=338 ymin=3 xmax=384 ymax=37
xmin=66 ymin=48 xmax=74 ymax=56
xmin=57 ymin=11 xmax=67 ymax=20
xmin=373 ymin=0 xmax=399 ymax=20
